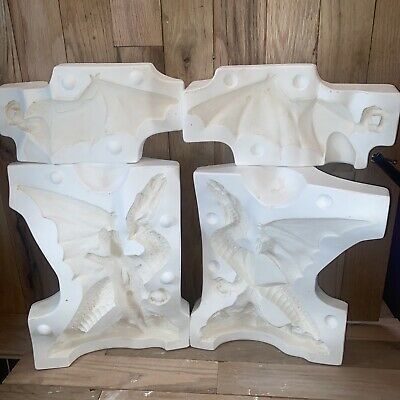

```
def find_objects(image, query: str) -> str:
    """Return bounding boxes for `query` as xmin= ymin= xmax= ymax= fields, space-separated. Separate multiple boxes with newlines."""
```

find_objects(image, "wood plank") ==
xmin=0 ymin=314 xmax=30 ymax=358
xmin=8 ymin=0 xmax=66 ymax=81
xmin=341 ymin=0 xmax=400 ymax=320
xmin=59 ymin=0 xmax=117 ymax=62
xmin=347 ymin=318 xmax=400 ymax=342
xmin=107 ymin=333 xmax=400 ymax=370
xmin=110 ymin=0 xmax=163 ymax=46
xmin=316 ymin=0 xmax=376 ymax=305
xmin=117 ymin=46 xmax=169 ymax=160
xmin=213 ymin=0 xmax=267 ymax=164
xmin=161 ymin=0 xmax=214 ymax=307
xmin=217 ymin=361 xmax=400 ymax=399
xmin=265 ymin=0 xmax=320 ymax=63
xmin=317 ymin=0 xmax=375 ymax=83
xmin=0 ymin=384 xmax=101 ymax=400
xmin=5 ymin=353 xmax=218 ymax=394
xmin=99 ymin=389 xmax=277 ymax=399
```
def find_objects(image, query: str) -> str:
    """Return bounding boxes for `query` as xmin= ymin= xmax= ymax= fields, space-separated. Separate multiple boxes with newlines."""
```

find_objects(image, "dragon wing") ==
xmin=19 ymin=186 xmax=115 ymax=278
xmin=258 ymin=218 xmax=368 ymax=281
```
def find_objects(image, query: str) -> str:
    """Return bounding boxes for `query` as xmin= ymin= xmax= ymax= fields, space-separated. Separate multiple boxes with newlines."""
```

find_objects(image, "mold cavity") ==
xmin=325 ymin=132 xmax=356 ymax=165
xmin=250 ymin=143 xmax=265 ymax=156
xmin=324 ymin=315 xmax=338 ymax=329
xmin=292 ymin=74 xmax=309 ymax=90
xmin=160 ymin=214 xmax=175 ymax=228
xmin=149 ymin=289 xmax=170 ymax=305
xmin=61 ymin=75 xmax=77 ymax=90
xmin=37 ymin=324 xmax=53 ymax=335
xmin=206 ymin=212 xmax=219 ymax=225
xmin=241 ymin=167 xmax=306 ymax=206
xmin=223 ymin=73 xmax=237 ymax=88
xmin=129 ymin=70 xmax=144 ymax=85
xmin=50 ymin=171 xmax=63 ymax=184
xmin=208 ymin=260 xmax=220 ymax=274
xmin=316 ymin=194 xmax=333 ymax=209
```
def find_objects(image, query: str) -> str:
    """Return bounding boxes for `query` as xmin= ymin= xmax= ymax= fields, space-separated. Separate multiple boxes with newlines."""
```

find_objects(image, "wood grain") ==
xmin=7 ymin=0 xmax=66 ymax=81
xmin=6 ymin=353 xmax=218 ymax=394
xmin=213 ymin=0 xmax=267 ymax=163
xmin=217 ymin=361 xmax=400 ymax=399
xmin=0 ymin=384 xmax=101 ymax=400
xmin=341 ymin=0 xmax=400 ymax=320
xmin=111 ymin=0 xmax=163 ymax=46
xmin=59 ymin=0 xmax=117 ymax=62
xmin=265 ymin=0 xmax=320 ymax=63
xmin=161 ymin=0 xmax=214 ymax=307
xmin=117 ymin=46 xmax=169 ymax=160
xmin=0 ymin=313 xmax=30 ymax=357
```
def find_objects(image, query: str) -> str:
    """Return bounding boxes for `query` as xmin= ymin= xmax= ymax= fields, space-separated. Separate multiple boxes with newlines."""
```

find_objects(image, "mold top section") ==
xmin=183 ymin=64 xmax=400 ymax=169
xmin=0 ymin=64 xmax=184 ymax=164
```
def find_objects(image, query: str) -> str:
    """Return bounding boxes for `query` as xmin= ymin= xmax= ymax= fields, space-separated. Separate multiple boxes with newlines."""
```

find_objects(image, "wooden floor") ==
xmin=0 ymin=309 xmax=400 ymax=399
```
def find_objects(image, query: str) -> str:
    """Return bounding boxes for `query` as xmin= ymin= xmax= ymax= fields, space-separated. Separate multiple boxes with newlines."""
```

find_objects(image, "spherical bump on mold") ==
xmin=149 ymin=289 xmax=170 ymax=305
xmin=160 ymin=214 xmax=175 ymax=228
xmin=316 ymin=194 xmax=333 ymax=209
xmin=208 ymin=260 xmax=220 ymax=274
xmin=50 ymin=171 xmax=63 ymax=184
xmin=325 ymin=315 xmax=338 ymax=329
xmin=292 ymin=74 xmax=309 ymax=90
xmin=250 ymin=143 xmax=265 ymax=157
xmin=107 ymin=139 xmax=122 ymax=154
xmin=223 ymin=73 xmax=237 ymax=88
xmin=160 ymin=271 xmax=175 ymax=284
xmin=206 ymin=212 xmax=219 ymax=225
xmin=61 ymin=75 xmax=77 ymax=90
xmin=37 ymin=324 xmax=53 ymax=335
xmin=129 ymin=70 xmax=144 ymax=85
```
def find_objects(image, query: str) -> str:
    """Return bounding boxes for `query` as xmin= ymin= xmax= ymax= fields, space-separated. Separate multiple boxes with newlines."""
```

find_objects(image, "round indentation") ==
xmin=50 ymin=171 xmax=63 ymax=184
xmin=223 ymin=73 xmax=237 ymax=88
xmin=292 ymin=74 xmax=309 ymax=90
xmin=206 ymin=212 xmax=219 ymax=225
xmin=160 ymin=214 xmax=175 ymax=228
xmin=160 ymin=271 xmax=175 ymax=284
xmin=325 ymin=315 xmax=338 ymax=329
xmin=61 ymin=75 xmax=77 ymax=90
xmin=250 ymin=143 xmax=264 ymax=157
xmin=208 ymin=260 xmax=220 ymax=274
xmin=316 ymin=194 xmax=333 ymax=209
xmin=129 ymin=70 xmax=144 ymax=85
xmin=107 ymin=140 xmax=122 ymax=154
xmin=37 ymin=324 xmax=53 ymax=335
xmin=149 ymin=289 xmax=170 ymax=305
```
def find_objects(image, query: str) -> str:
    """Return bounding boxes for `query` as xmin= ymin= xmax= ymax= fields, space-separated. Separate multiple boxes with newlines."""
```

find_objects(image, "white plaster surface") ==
xmin=0 ymin=64 xmax=183 ymax=163
xmin=183 ymin=64 xmax=400 ymax=168
xmin=190 ymin=164 xmax=390 ymax=365
xmin=8 ymin=159 xmax=189 ymax=369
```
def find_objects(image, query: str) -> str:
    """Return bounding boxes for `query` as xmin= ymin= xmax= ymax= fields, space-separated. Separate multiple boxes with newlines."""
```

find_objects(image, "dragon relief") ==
xmin=196 ymin=179 xmax=367 ymax=354
xmin=19 ymin=174 xmax=179 ymax=351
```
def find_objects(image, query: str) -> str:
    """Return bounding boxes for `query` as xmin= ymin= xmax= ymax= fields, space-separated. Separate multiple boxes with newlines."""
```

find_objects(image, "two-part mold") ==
xmin=1 ymin=63 xmax=399 ymax=369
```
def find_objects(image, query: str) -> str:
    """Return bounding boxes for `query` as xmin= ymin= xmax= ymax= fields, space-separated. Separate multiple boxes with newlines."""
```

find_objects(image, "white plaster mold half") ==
xmin=0 ymin=64 xmax=183 ymax=163
xmin=183 ymin=64 xmax=400 ymax=168
xmin=190 ymin=164 xmax=390 ymax=365
xmin=8 ymin=159 xmax=189 ymax=369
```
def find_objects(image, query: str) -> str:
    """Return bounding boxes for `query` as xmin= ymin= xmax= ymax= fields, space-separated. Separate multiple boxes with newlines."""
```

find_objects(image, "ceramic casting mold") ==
xmin=8 ymin=159 xmax=189 ymax=369
xmin=0 ymin=64 xmax=183 ymax=163
xmin=183 ymin=64 xmax=400 ymax=168
xmin=190 ymin=164 xmax=390 ymax=365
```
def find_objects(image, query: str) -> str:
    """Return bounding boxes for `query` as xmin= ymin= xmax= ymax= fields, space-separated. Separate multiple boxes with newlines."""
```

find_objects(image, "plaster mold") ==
xmin=0 ymin=64 xmax=183 ymax=163
xmin=183 ymin=64 xmax=400 ymax=167
xmin=190 ymin=164 xmax=390 ymax=364
xmin=8 ymin=159 xmax=189 ymax=369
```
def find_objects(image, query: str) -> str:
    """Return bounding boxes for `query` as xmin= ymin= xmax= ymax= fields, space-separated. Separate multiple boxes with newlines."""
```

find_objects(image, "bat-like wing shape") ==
xmin=19 ymin=186 xmax=115 ymax=278
xmin=259 ymin=218 xmax=368 ymax=281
